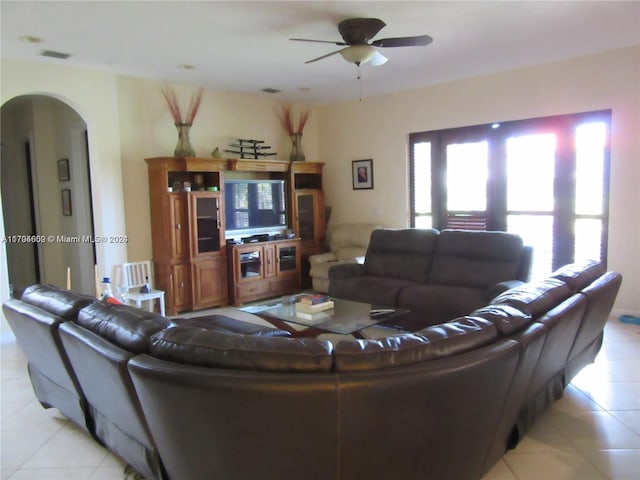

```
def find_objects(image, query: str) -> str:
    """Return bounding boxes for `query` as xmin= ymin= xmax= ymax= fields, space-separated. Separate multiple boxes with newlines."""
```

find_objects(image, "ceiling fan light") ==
xmin=340 ymin=45 xmax=376 ymax=65
xmin=370 ymin=51 xmax=388 ymax=66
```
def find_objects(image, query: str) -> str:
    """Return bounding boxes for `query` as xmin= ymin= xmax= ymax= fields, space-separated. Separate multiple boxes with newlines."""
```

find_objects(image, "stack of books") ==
xmin=295 ymin=294 xmax=334 ymax=320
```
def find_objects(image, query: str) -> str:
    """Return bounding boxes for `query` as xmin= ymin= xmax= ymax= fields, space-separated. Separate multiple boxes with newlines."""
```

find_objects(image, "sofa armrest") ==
xmin=309 ymin=252 xmax=337 ymax=266
xmin=329 ymin=262 xmax=366 ymax=280
xmin=487 ymin=280 xmax=526 ymax=300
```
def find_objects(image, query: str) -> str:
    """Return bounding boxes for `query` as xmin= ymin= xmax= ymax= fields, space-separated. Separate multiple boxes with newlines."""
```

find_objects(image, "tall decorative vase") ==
xmin=289 ymin=133 xmax=305 ymax=162
xmin=174 ymin=123 xmax=195 ymax=157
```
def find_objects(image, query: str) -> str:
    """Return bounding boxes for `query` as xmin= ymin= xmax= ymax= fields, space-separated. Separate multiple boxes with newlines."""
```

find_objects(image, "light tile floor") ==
xmin=1 ymin=316 xmax=638 ymax=480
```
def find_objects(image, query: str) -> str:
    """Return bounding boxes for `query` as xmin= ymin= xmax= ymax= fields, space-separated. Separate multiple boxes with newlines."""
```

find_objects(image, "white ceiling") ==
xmin=2 ymin=1 xmax=639 ymax=105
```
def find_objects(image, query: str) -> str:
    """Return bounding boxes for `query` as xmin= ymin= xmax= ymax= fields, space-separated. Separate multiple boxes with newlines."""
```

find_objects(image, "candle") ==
xmin=94 ymin=264 xmax=100 ymax=298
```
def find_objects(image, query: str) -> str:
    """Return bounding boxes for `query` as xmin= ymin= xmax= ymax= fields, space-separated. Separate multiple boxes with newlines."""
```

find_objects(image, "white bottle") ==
xmin=100 ymin=277 xmax=113 ymax=299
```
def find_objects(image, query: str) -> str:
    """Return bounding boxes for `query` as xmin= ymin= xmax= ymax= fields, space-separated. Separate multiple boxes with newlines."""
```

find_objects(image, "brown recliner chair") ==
xmin=309 ymin=223 xmax=381 ymax=292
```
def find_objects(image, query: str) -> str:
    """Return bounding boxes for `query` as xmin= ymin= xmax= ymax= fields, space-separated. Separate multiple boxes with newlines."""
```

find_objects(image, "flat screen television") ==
xmin=224 ymin=179 xmax=287 ymax=237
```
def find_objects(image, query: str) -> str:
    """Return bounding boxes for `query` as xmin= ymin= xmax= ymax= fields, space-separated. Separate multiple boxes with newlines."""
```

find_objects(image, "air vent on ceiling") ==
xmin=261 ymin=88 xmax=281 ymax=94
xmin=41 ymin=50 xmax=71 ymax=60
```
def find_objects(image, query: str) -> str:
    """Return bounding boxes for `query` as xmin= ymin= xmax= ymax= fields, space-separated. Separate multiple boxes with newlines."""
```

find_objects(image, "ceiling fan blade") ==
xmin=338 ymin=18 xmax=386 ymax=44
xmin=372 ymin=35 xmax=433 ymax=48
xmin=304 ymin=49 xmax=344 ymax=64
xmin=290 ymin=38 xmax=347 ymax=46
xmin=369 ymin=50 xmax=388 ymax=66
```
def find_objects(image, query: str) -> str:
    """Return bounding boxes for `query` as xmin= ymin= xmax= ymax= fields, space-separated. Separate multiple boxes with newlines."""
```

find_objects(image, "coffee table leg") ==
xmin=256 ymin=315 xmax=326 ymax=338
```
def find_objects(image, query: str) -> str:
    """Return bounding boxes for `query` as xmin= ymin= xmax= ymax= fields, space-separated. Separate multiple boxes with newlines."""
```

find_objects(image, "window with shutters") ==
xmin=409 ymin=110 xmax=611 ymax=280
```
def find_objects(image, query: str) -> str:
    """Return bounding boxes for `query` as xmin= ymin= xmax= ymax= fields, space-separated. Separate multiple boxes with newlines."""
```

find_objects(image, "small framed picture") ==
xmin=61 ymin=189 xmax=72 ymax=216
xmin=57 ymin=158 xmax=70 ymax=181
xmin=352 ymin=159 xmax=373 ymax=190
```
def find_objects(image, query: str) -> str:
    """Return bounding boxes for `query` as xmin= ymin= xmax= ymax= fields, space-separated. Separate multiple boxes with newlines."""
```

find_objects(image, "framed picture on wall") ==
xmin=57 ymin=158 xmax=70 ymax=181
xmin=61 ymin=189 xmax=72 ymax=216
xmin=352 ymin=159 xmax=373 ymax=190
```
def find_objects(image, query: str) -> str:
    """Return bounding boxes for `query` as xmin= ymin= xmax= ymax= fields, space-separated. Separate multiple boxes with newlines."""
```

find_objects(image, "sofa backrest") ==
xmin=364 ymin=228 xmax=439 ymax=282
xmin=21 ymin=283 xmax=95 ymax=320
xmin=2 ymin=299 xmax=82 ymax=399
xmin=58 ymin=321 xmax=165 ymax=480
xmin=128 ymin=353 xmax=341 ymax=480
xmin=178 ymin=314 xmax=292 ymax=337
xmin=334 ymin=316 xmax=498 ymax=371
xmin=2 ymin=292 xmax=92 ymax=432
xmin=520 ymin=293 xmax=588 ymax=426
xmin=471 ymin=303 xmax=534 ymax=336
xmin=565 ymin=271 xmax=622 ymax=382
xmin=149 ymin=326 xmax=334 ymax=373
xmin=335 ymin=338 xmax=521 ymax=480
xmin=77 ymin=302 xmax=176 ymax=354
xmin=550 ymin=259 xmax=606 ymax=293
xmin=490 ymin=277 xmax=572 ymax=318
xmin=329 ymin=223 xmax=381 ymax=261
xmin=428 ymin=230 xmax=527 ymax=288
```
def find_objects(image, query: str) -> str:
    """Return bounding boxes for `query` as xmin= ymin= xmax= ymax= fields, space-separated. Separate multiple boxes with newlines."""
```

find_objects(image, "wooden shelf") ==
xmin=146 ymin=157 xmax=326 ymax=308
xmin=227 ymin=239 xmax=301 ymax=306
xmin=146 ymin=158 xmax=227 ymax=314
xmin=146 ymin=156 xmax=228 ymax=172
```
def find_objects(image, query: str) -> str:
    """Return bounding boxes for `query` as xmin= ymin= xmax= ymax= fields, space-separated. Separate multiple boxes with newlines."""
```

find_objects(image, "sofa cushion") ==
xmin=21 ymin=284 xmax=95 ymax=320
xmin=77 ymin=302 xmax=177 ymax=353
xmin=364 ymin=228 xmax=438 ymax=282
xmin=490 ymin=278 xmax=572 ymax=318
xmin=334 ymin=317 xmax=497 ymax=371
xmin=177 ymin=314 xmax=291 ymax=337
xmin=429 ymin=230 xmax=525 ymax=289
xmin=550 ymin=259 xmax=605 ymax=293
xmin=150 ymin=326 xmax=334 ymax=373
xmin=396 ymin=284 xmax=489 ymax=329
xmin=330 ymin=276 xmax=416 ymax=306
xmin=471 ymin=303 xmax=533 ymax=336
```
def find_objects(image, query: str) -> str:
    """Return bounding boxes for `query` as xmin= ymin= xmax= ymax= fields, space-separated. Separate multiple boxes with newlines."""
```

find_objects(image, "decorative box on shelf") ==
xmin=226 ymin=158 xmax=290 ymax=172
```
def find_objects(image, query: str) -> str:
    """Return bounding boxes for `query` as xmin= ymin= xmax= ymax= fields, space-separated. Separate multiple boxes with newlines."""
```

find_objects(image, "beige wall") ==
xmin=1 ymin=59 xmax=127 ymax=304
xmin=0 ymin=59 xmax=319 ymax=312
xmin=1 ymin=46 xmax=638 ymax=320
xmin=318 ymin=46 xmax=640 ymax=316
xmin=115 ymin=76 xmax=319 ymax=262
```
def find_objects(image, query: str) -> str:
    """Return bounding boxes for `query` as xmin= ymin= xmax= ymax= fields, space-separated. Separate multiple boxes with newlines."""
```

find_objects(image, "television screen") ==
xmin=224 ymin=179 xmax=287 ymax=235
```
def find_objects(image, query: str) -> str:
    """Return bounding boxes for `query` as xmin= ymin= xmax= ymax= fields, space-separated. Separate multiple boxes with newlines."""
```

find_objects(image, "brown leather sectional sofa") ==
xmin=2 ymin=256 xmax=621 ymax=480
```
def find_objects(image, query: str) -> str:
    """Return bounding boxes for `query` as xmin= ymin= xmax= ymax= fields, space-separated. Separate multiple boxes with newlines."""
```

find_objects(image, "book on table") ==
xmin=297 ymin=293 xmax=330 ymax=305
xmin=295 ymin=300 xmax=334 ymax=314
xmin=295 ymin=309 xmax=333 ymax=323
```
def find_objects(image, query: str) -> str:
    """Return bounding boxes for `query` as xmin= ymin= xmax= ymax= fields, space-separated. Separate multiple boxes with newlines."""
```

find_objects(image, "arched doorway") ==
xmin=1 ymin=95 xmax=96 ymax=297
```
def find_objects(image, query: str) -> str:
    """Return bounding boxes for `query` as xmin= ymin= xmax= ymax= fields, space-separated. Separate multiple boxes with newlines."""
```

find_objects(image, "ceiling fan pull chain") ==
xmin=357 ymin=64 xmax=363 ymax=102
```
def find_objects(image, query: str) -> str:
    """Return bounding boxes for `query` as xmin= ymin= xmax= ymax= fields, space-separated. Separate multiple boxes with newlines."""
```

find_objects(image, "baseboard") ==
xmin=611 ymin=307 xmax=640 ymax=320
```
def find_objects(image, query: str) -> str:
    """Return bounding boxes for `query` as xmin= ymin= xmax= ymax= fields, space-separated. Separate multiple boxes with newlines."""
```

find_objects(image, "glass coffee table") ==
xmin=240 ymin=297 xmax=408 ymax=338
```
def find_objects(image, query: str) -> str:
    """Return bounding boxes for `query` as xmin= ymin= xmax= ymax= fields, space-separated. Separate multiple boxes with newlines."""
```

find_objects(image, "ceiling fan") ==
xmin=291 ymin=17 xmax=433 ymax=66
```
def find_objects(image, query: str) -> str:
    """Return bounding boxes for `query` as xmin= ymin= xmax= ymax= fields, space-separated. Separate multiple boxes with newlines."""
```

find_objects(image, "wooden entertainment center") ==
xmin=146 ymin=157 xmax=325 ymax=314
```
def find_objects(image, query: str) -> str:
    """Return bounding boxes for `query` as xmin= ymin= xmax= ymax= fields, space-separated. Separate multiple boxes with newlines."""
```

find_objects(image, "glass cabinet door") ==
xmin=278 ymin=244 xmax=297 ymax=273
xmin=296 ymin=190 xmax=323 ymax=241
xmin=189 ymin=192 xmax=223 ymax=257
xmin=238 ymin=248 xmax=262 ymax=279
xmin=297 ymin=193 xmax=315 ymax=240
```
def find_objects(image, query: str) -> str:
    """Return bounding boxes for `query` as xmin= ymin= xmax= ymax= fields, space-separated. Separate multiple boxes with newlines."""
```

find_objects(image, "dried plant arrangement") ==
xmin=278 ymin=104 xmax=310 ymax=135
xmin=161 ymin=86 xmax=204 ymax=125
